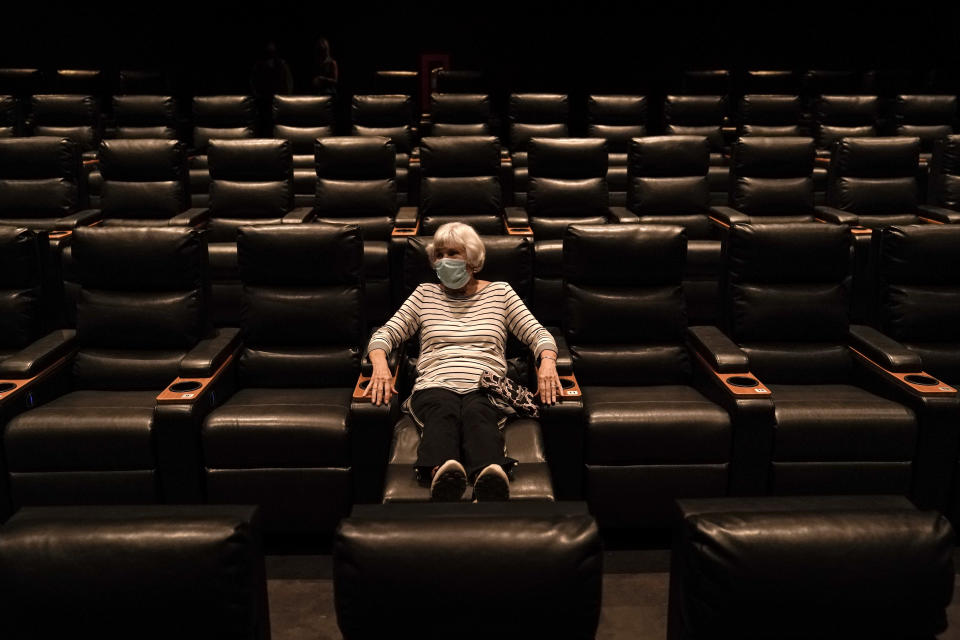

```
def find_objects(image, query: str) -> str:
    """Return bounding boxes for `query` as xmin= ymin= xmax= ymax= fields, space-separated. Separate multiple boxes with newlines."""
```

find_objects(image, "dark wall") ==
xmin=3 ymin=1 xmax=959 ymax=95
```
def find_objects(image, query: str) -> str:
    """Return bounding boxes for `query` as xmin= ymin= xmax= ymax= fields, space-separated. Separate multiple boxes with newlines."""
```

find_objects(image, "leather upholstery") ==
xmin=815 ymin=95 xmax=879 ymax=148
xmin=111 ymin=95 xmax=178 ymax=139
xmin=728 ymin=137 xmax=816 ymax=218
xmin=0 ymin=137 xmax=83 ymax=228
xmin=0 ymin=505 xmax=269 ymax=640
xmin=587 ymin=94 xmax=647 ymax=153
xmin=272 ymin=95 xmax=334 ymax=154
xmin=351 ymin=94 xmax=414 ymax=153
xmin=191 ymin=95 xmax=256 ymax=149
xmin=0 ymin=95 xmax=16 ymax=137
xmin=428 ymin=93 xmax=492 ymax=136
xmin=419 ymin=136 xmax=503 ymax=233
xmin=670 ymin=496 xmax=954 ymax=640
xmin=895 ymin=95 xmax=956 ymax=151
xmin=98 ymin=139 xmax=189 ymax=222
xmin=929 ymin=135 xmax=960 ymax=210
xmin=30 ymin=94 xmax=100 ymax=151
xmin=0 ymin=227 xmax=42 ymax=349
xmin=663 ymin=95 xmax=726 ymax=152
xmin=827 ymin=137 xmax=921 ymax=219
xmin=738 ymin=94 xmax=803 ymax=136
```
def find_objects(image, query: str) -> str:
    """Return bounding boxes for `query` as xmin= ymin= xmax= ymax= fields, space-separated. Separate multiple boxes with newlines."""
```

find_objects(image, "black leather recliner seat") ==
xmin=109 ymin=95 xmax=179 ymax=140
xmin=586 ymin=94 xmax=647 ymax=205
xmin=507 ymin=93 xmax=569 ymax=203
xmin=351 ymin=94 xmax=415 ymax=198
xmin=894 ymin=95 xmax=957 ymax=160
xmin=272 ymin=95 xmax=335 ymax=206
xmin=28 ymin=94 xmax=101 ymax=158
xmin=662 ymin=95 xmax=729 ymax=198
xmin=188 ymin=95 xmax=257 ymax=205
xmin=929 ymin=134 xmax=960 ymax=217
xmin=426 ymin=93 xmax=494 ymax=137
xmin=814 ymin=94 xmax=879 ymax=153
xmin=736 ymin=94 xmax=804 ymax=137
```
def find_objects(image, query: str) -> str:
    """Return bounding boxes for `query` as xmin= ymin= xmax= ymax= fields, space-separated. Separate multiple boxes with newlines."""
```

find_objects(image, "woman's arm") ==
xmin=364 ymin=287 xmax=422 ymax=405
xmin=502 ymin=284 xmax=562 ymax=405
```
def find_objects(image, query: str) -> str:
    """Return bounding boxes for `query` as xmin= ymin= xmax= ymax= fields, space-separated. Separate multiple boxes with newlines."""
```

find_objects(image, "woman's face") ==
xmin=435 ymin=244 xmax=467 ymax=264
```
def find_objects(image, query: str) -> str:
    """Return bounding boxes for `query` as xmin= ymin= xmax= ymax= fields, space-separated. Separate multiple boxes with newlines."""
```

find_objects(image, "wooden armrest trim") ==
xmin=0 ymin=355 xmax=71 ymax=405
xmin=919 ymin=216 xmax=944 ymax=225
xmin=505 ymin=225 xmax=533 ymax=236
xmin=48 ymin=230 xmax=72 ymax=239
xmin=352 ymin=367 xmax=400 ymax=402
xmin=850 ymin=227 xmax=872 ymax=235
xmin=850 ymin=347 xmax=956 ymax=396
xmin=156 ymin=352 xmax=234 ymax=404
xmin=556 ymin=374 xmax=582 ymax=400
xmin=391 ymin=220 xmax=420 ymax=237
xmin=694 ymin=351 xmax=771 ymax=396
xmin=709 ymin=216 xmax=730 ymax=229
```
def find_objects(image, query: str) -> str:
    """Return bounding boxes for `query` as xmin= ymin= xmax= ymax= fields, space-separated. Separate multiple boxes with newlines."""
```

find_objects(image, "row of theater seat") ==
xmin=1 ymin=220 xmax=959 ymax=533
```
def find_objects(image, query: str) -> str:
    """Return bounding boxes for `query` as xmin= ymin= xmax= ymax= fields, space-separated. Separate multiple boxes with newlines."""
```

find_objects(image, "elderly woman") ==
xmin=365 ymin=222 xmax=561 ymax=501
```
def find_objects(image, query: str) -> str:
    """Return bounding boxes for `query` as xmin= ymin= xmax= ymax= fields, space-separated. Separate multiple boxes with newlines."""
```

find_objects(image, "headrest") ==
xmin=402 ymin=235 xmax=533 ymax=299
xmin=0 ymin=227 xmax=40 ymax=289
xmin=727 ymin=223 xmax=850 ymax=283
xmin=739 ymin=94 xmax=802 ymax=124
xmin=30 ymin=94 xmax=97 ymax=124
xmin=0 ymin=137 xmax=79 ymax=178
xmin=272 ymin=95 xmax=333 ymax=125
xmin=744 ymin=70 xmax=795 ymax=90
xmin=933 ymin=135 xmax=960 ymax=173
xmin=112 ymin=95 xmax=177 ymax=124
xmin=587 ymin=95 xmax=647 ymax=124
xmin=72 ymin=226 xmax=205 ymax=291
xmin=315 ymin=136 xmax=396 ymax=178
xmin=563 ymin=224 xmax=686 ymax=286
xmin=509 ymin=93 xmax=569 ymax=122
xmin=664 ymin=95 xmax=726 ymax=123
xmin=896 ymin=95 xmax=957 ymax=123
xmin=880 ymin=225 xmax=960 ymax=285
xmin=420 ymin=136 xmax=500 ymax=176
xmin=238 ymin=224 xmax=362 ymax=286
xmin=351 ymin=94 xmax=412 ymax=126
xmin=528 ymin=138 xmax=607 ymax=178
xmin=833 ymin=137 xmax=919 ymax=177
xmin=682 ymin=69 xmax=730 ymax=93
xmin=208 ymin=138 xmax=291 ymax=180
xmin=430 ymin=93 xmax=491 ymax=122
xmin=192 ymin=95 xmax=256 ymax=125
xmin=629 ymin=136 xmax=709 ymax=176
xmin=817 ymin=95 xmax=879 ymax=124
xmin=732 ymin=137 xmax=815 ymax=177
xmin=99 ymin=139 xmax=185 ymax=181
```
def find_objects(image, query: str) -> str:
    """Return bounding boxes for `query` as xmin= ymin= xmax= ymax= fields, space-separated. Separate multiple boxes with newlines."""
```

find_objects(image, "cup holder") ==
xmin=359 ymin=379 xmax=370 ymax=390
xmin=905 ymin=374 xmax=939 ymax=386
xmin=560 ymin=378 xmax=575 ymax=389
xmin=727 ymin=376 xmax=760 ymax=388
xmin=169 ymin=381 xmax=202 ymax=393
xmin=0 ymin=382 xmax=16 ymax=393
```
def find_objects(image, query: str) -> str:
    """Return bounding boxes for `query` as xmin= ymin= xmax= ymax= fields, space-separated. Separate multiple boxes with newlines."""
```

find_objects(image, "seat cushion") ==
xmin=0 ymin=217 xmax=79 ymax=231
xmin=769 ymin=384 xmax=916 ymax=461
xmin=6 ymin=390 xmax=159 ymax=472
xmin=203 ymin=387 xmax=352 ymax=468
xmin=584 ymin=386 xmax=730 ymax=465
xmin=314 ymin=216 xmax=395 ymax=242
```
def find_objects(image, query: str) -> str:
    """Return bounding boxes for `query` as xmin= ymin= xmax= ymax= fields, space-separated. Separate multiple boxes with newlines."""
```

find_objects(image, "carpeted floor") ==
xmin=265 ymin=550 xmax=960 ymax=639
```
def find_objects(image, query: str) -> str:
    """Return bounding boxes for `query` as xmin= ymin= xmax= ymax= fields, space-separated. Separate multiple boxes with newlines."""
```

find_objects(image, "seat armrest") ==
xmin=848 ymin=325 xmax=922 ymax=372
xmin=547 ymin=328 xmax=574 ymax=376
xmin=709 ymin=206 xmax=749 ymax=228
xmin=0 ymin=330 xmax=77 ymax=378
xmin=814 ymin=206 xmax=858 ymax=226
xmin=179 ymin=328 xmax=241 ymax=377
xmin=608 ymin=207 xmax=640 ymax=224
xmin=503 ymin=206 xmax=529 ymax=227
xmin=687 ymin=326 xmax=749 ymax=373
xmin=917 ymin=205 xmax=960 ymax=224
xmin=282 ymin=207 xmax=315 ymax=224
xmin=62 ymin=209 xmax=103 ymax=228
xmin=393 ymin=207 xmax=419 ymax=236
xmin=168 ymin=208 xmax=210 ymax=227
xmin=362 ymin=327 xmax=401 ymax=376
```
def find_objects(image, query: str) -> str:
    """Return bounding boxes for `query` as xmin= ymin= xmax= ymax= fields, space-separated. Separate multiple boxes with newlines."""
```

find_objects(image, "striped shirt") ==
xmin=368 ymin=281 xmax=557 ymax=395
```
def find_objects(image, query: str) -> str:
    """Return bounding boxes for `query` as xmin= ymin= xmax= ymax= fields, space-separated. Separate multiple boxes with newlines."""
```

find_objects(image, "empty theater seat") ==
xmin=564 ymin=224 xmax=731 ymax=528
xmin=206 ymin=138 xmax=312 ymax=326
xmin=351 ymin=94 xmax=415 ymax=196
xmin=425 ymin=93 xmax=494 ymax=137
xmin=663 ymin=95 xmax=729 ymax=197
xmin=627 ymin=136 xmax=720 ymax=325
xmin=894 ymin=95 xmax=957 ymax=157
xmin=272 ymin=95 xmax=335 ymax=205
xmin=0 ymin=505 xmax=270 ymax=639
xmin=736 ymin=94 xmax=804 ymax=137
xmin=930 ymin=134 xmax=960 ymax=214
xmin=586 ymin=94 xmax=647 ymax=205
xmin=28 ymin=94 xmax=101 ymax=156
xmin=507 ymin=93 xmax=570 ymax=202
xmin=814 ymin=95 xmax=879 ymax=152
xmin=109 ymin=95 xmax=179 ymax=140
xmin=202 ymin=224 xmax=392 ymax=533
xmin=188 ymin=95 xmax=257 ymax=205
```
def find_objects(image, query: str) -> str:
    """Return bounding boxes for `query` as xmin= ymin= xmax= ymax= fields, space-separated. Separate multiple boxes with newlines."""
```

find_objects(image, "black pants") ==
xmin=411 ymin=388 xmax=510 ymax=481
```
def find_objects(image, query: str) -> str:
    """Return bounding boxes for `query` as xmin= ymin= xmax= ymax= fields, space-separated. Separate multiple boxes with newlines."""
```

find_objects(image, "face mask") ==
xmin=434 ymin=258 xmax=471 ymax=289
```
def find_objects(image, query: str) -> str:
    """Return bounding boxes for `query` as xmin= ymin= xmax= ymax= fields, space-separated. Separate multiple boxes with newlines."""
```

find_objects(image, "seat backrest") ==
xmin=30 ymin=94 xmax=100 ymax=151
xmin=729 ymin=137 xmax=815 ymax=216
xmin=0 ymin=227 xmax=44 ymax=351
xmin=272 ymin=95 xmax=334 ymax=155
xmin=54 ymin=69 xmax=102 ymax=95
xmin=895 ymin=95 xmax=956 ymax=151
xmin=351 ymin=94 xmax=414 ymax=153
xmin=527 ymin=138 xmax=609 ymax=217
xmin=738 ymin=94 xmax=803 ymax=136
xmin=681 ymin=70 xmax=730 ymax=95
xmin=563 ymin=224 xmax=689 ymax=386
xmin=237 ymin=224 xmax=364 ymax=388
xmin=724 ymin=223 xmax=852 ymax=383
xmin=586 ymin=95 xmax=647 ymax=153
xmin=429 ymin=93 xmax=492 ymax=136
xmin=419 ymin=136 xmax=502 ymax=218
xmin=208 ymin=138 xmax=293 ymax=219
xmin=0 ymin=95 xmax=16 ymax=137
xmin=827 ymin=137 xmax=920 ymax=214
xmin=627 ymin=135 xmax=709 ymax=215
xmin=71 ymin=226 xmax=208 ymax=389
xmin=112 ymin=95 xmax=178 ymax=139
xmin=98 ymin=139 xmax=189 ymax=220
xmin=0 ymin=136 xmax=81 ymax=220
xmin=815 ymin=95 xmax=879 ymax=148
xmin=663 ymin=95 xmax=726 ymax=151
xmin=315 ymin=136 xmax=397 ymax=218
xmin=192 ymin=95 xmax=257 ymax=150
xmin=929 ymin=134 xmax=960 ymax=209
xmin=508 ymin=93 xmax=569 ymax=151
xmin=0 ymin=68 xmax=42 ymax=98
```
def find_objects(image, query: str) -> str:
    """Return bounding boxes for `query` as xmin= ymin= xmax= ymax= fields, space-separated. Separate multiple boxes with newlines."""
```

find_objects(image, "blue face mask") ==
xmin=434 ymin=258 xmax=471 ymax=290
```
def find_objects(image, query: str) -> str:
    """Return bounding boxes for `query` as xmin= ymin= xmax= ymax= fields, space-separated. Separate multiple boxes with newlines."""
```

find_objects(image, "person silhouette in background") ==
xmin=250 ymin=40 xmax=294 ymax=97
xmin=312 ymin=37 xmax=339 ymax=96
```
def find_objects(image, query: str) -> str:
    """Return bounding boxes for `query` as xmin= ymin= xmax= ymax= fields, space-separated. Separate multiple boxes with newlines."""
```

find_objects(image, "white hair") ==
xmin=426 ymin=222 xmax=486 ymax=272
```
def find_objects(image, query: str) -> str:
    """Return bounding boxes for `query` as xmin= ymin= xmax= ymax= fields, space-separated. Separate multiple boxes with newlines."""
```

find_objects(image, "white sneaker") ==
xmin=430 ymin=459 xmax=467 ymax=501
xmin=473 ymin=463 xmax=510 ymax=501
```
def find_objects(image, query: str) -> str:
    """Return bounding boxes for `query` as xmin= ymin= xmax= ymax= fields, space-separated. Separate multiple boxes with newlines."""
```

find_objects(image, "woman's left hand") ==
xmin=537 ymin=357 xmax=563 ymax=405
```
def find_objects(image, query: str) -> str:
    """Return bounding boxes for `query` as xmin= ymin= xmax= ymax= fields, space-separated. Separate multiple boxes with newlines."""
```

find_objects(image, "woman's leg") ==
xmin=459 ymin=391 xmax=508 ymax=481
xmin=411 ymin=388 xmax=462 ymax=477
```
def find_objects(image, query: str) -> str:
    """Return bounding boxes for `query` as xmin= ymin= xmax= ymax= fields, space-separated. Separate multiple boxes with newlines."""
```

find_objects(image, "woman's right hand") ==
xmin=363 ymin=349 xmax=397 ymax=406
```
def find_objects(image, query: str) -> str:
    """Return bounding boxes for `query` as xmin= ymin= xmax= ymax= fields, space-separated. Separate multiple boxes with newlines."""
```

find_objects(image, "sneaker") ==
xmin=430 ymin=459 xmax=467 ymax=501
xmin=473 ymin=463 xmax=510 ymax=501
